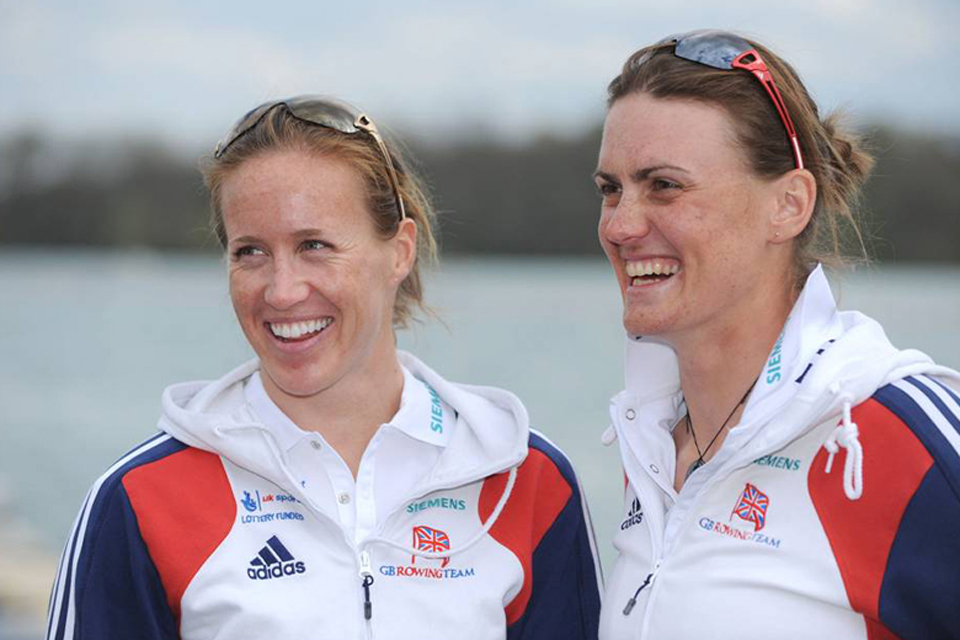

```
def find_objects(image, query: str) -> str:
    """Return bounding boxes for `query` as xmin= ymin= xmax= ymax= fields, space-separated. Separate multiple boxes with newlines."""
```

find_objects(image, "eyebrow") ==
xmin=592 ymin=164 xmax=690 ymax=183
xmin=228 ymin=228 xmax=324 ymax=245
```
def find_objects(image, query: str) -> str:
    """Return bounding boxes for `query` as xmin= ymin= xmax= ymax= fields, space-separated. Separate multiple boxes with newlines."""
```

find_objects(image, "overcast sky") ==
xmin=3 ymin=0 xmax=959 ymax=153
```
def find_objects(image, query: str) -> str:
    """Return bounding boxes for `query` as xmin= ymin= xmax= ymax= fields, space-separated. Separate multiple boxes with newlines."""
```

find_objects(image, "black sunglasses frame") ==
xmin=662 ymin=30 xmax=805 ymax=170
xmin=214 ymin=96 xmax=407 ymax=220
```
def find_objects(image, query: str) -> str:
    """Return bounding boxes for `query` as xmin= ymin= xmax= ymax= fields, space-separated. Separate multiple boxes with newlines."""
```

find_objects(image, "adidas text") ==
xmin=247 ymin=561 xmax=306 ymax=580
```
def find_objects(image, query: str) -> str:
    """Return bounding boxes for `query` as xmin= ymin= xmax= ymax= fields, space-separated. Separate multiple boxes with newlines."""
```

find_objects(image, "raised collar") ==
xmin=622 ymin=265 xmax=844 ymax=415
xmin=243 ymin=366 xmax=453 ymax=453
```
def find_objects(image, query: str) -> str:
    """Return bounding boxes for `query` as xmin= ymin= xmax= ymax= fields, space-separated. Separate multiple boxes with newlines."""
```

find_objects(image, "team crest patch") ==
xmin=378 ymin=525 xmax=476 ymax=580
xmin=412 ymin=525 xmax=451 ymax=568
xmin=696 ymin=482 xmax=779 ymax=549
xmin=731 ymin=483 xmax=769 ymax=532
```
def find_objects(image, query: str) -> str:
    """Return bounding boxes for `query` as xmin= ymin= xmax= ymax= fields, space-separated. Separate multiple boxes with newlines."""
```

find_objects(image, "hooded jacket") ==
xmin=47 ymin=352 xmax=601 ymax=640
xmin=599 ymin=266 xmax=960 ymax=640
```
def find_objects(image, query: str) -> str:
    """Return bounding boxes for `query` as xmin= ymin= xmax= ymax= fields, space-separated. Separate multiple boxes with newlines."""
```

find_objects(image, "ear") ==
xmin=390 ymin=217 xmax=418 ymax=284
xmin=769 ymin=169 xmax=817 ymax=244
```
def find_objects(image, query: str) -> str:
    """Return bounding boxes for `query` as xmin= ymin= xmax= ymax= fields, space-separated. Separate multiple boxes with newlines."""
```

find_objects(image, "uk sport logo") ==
xmin=247 ymin=536 xmax=306 ymax=580
xmin=731 ymin=483 xmax=769 ymax=532
xmin=411 ymin=525 xmax=451 ymax=568
xmin=241 ymin=490 xmax=259 ymax=513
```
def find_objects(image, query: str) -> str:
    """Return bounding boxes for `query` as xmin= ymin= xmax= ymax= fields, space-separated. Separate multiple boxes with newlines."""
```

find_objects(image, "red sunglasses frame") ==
xmin=730 ymin=49 xmax=804 ymax=170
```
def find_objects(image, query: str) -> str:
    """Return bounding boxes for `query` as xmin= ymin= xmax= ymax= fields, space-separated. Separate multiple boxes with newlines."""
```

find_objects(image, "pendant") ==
xmin=685 ymin=458 xmax=705 ymax=480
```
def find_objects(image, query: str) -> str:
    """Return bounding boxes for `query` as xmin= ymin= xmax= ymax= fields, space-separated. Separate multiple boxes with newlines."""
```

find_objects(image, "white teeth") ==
xmin=626 ymin=260 xmax=680 ymax=278
xmin=269 ymin=318 xmax=332 ymax=339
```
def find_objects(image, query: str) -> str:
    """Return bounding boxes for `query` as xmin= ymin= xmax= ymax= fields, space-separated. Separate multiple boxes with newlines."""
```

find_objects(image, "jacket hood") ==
xmin=157 ymin=351 xmax=529 ymax=499
xmin=610 ymin=266 xmax=960 ymax=468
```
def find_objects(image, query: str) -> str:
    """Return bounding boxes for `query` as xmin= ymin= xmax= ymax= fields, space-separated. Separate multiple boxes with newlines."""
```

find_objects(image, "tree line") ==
xmin=1 ymin=124 xmax=958 ymax=262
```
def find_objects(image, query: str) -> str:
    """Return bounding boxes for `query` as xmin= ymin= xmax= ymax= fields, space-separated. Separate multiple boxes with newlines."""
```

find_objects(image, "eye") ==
xmin=300 ymin=239 xmax=328 ymax=252
xmin=595 ymin=180 xmax=621 ymax=200
xmin=232 ymin=245 xmax=266 ymax=260
xmin=651 ymin=177 xmax=682 ymax=191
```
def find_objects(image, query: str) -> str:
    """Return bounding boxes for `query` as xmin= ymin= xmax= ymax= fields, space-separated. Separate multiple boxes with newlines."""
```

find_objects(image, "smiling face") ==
xmin=220 ymin=149 xmax=415 ymax=401
xmin=596 ymin=92 xmax=793 ymax=346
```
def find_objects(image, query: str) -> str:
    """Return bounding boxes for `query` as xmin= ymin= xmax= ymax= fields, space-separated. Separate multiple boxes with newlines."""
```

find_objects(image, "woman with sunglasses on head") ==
xmin=47 ymin=96 xmax=601 ymax=640
xmin=595 ymin=31 xmax=960 ymax=640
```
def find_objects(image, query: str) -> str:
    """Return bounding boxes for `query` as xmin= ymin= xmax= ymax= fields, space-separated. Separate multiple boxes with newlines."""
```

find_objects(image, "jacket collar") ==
xmin=242 ymin=366 xmax=453 ymax=454
xmin=623 ymin=265 xmax=841 ymax=408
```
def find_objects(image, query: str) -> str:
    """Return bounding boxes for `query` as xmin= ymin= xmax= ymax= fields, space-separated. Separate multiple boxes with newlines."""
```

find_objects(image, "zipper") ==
xmin=622 ymin=559 xmax=661 ymax=615
xmin=359 ymin=550 xmax=374 ymax=621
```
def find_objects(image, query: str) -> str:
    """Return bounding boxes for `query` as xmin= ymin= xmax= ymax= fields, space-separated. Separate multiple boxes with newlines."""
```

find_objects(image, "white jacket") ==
xmin=600 ymin=266 xmax=960 ymax=640
xmin=48 ymin=352 xmax=601 ymax=640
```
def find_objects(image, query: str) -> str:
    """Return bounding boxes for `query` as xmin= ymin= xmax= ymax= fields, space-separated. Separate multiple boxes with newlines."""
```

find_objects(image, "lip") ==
xmin=622 ymin=261 xmax=682 ymax=295
xmin=626 ymin=272 xmax=680 ymax=292
xmin=262 ymin=318 xmax=334 ymax=354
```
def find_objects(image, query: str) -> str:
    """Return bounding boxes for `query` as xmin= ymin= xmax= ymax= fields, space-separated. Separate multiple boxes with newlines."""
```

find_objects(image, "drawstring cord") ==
xmin=356 ymin=466 xmax=518 ymax=620
xmin=822 ymin=390 xmax=863 ymax=500
xmin=364 ymin=466 xmax=519 ymax=561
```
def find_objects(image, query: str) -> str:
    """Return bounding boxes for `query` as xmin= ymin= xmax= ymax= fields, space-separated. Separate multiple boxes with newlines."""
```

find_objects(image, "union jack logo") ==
xmin=731 ymin=483 xmax=769 ymax=532
xmin=412 ymin=525 xmax=450 ymax=567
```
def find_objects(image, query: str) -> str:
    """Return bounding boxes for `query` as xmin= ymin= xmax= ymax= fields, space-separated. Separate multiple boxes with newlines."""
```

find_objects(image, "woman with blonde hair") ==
xmin=47 ymin=96 xmax=601 ymax=640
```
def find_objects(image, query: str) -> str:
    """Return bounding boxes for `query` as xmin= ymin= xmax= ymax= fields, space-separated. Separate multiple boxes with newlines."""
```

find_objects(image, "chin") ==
xmin=622 ymin=307 xmax=677 ymax=339
xmin=261 ymin=362 xmax=328 ymax=399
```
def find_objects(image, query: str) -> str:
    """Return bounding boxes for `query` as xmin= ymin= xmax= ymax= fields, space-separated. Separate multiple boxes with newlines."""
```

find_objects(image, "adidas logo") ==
xmin=247 ymin=535 xmax=306 ymax=580
xmin=620 ymin=497 xmax=643 ymax=531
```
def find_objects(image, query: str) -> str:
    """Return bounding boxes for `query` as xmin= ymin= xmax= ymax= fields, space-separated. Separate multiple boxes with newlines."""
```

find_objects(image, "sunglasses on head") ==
xmin=214 ymin=95 xmax=407 ymax=220
xmin=660 ymin=30 xmax=805 ymax=170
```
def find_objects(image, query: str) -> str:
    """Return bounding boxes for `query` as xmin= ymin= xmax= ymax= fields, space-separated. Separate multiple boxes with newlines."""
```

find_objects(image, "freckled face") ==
xmin=220 ymin=150 xmax=408 ymax=400
xmin=596 ymin=93 xmax=781 ymax=344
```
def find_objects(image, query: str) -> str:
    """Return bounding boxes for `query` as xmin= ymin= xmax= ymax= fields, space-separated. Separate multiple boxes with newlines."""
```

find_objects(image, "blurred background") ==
xmin=1 ymin=0 xmax=959 ymax=637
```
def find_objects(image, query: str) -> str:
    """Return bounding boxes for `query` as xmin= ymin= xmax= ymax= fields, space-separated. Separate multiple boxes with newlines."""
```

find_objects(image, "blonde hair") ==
xmin=201 ymin=105 xmax=438 ymax=327
xmin=608 ymin=36 xmax=875 ymax=286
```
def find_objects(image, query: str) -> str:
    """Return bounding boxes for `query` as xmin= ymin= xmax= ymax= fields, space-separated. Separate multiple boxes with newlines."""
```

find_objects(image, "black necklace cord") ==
xmin=684 ymin=376 xmax=759 ymax=479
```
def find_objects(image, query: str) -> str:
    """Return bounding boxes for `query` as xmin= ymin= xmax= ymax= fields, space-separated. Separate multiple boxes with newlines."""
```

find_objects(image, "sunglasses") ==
xmin=214 ymin=95 xmax=407 ymax=220
xmin=661 ymin=30 xmax=804 ymax=170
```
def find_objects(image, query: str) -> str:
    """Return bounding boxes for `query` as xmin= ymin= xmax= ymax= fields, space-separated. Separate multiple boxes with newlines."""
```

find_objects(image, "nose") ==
xmin=599 ymin=193 xmax=651 ymax=247
xmin=264 ymin=259 xmax=310 ymax=309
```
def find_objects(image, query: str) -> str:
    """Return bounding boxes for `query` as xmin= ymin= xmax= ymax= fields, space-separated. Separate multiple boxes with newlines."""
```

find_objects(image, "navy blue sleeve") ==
xmin=507 ymin=431 xmax=602 ymax=640
xmin=47 ymin=434 xmax=181 ymax=640
xmin=872 ymin=375 xmax=960 ymax=640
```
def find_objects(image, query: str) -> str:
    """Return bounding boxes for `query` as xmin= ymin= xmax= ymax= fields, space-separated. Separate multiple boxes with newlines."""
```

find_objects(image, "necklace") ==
xmin=683 ymin=376 xmax=758 ymax=481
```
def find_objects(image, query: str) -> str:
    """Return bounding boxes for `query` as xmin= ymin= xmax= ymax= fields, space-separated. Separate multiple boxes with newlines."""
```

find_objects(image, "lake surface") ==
xmin=1 ymin=250 xmax=958 ymax=635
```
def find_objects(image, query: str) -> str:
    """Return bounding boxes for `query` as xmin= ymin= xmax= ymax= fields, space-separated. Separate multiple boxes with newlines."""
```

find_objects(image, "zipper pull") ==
xmin=622 ymin=560 xmax=661 ymax=616
xmin=359 ymin=550 xmax=374 ymax=620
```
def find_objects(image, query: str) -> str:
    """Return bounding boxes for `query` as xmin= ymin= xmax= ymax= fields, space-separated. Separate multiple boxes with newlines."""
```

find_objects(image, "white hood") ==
xmin=157 ymin=350 xmax=530 ymax=503
xmin=610 ymin=266 xmax=960 ymax=498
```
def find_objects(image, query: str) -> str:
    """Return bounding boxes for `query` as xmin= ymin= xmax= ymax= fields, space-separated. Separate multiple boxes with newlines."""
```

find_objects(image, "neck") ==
xmin=262 ymin=331 xmax=405 ymax=476
xmin=673 ymin=278 xmax=796 ymax=443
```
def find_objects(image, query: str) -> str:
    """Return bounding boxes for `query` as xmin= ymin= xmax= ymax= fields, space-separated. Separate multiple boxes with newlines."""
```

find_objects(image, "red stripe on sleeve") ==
xmin=809 ymin=398 xmax=932 ymax=638
xmin=479 ymin=449 xmax=573 ymax=626
xmin=123 ymin=447 xmax=236 ymax=625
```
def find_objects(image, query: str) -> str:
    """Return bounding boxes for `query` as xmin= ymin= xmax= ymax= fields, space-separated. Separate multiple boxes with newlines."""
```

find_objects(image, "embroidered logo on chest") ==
xmin=620 ymin=497 xmax=644 ymax=530
xmin=697 ymin=482 xmax=782 ymax=549
xmin=238 ymin=489 xmax=305 ymax=525
xmin=377 ymin=525 xmax=477 ymax=580
xmin=406 ymin=496 xmax=467 ymax=514
xmin=247 ymin=536 xmax=306 ymax=580
xmin=752 ymin=455 xmax=802 ymax=471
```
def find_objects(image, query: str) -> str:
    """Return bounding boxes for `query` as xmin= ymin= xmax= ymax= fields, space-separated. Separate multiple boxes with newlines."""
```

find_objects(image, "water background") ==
xmin=1 ymin=250 xmax=958 ymax=636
